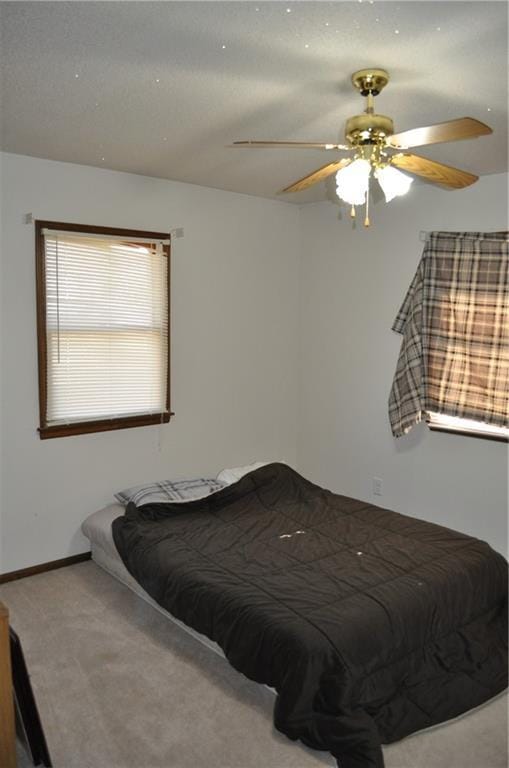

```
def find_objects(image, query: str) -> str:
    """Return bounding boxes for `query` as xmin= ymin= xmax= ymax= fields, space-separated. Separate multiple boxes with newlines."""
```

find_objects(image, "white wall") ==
xmin=0 ymin=152 xmax=300 ymax=572
xmin=298 ymin=173 xmax=508 ymax=555
xmin=1 ymin=154 xmax=507 ymax=573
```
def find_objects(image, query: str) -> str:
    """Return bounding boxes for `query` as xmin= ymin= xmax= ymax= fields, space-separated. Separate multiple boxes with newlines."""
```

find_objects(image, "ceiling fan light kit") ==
xmin=375 ymin=164 xmax=414 ymax=203
xmin=232 ymin=68 xmax=493 ymax=227
xmin=335 ymin=158 xmax=371 ymax=207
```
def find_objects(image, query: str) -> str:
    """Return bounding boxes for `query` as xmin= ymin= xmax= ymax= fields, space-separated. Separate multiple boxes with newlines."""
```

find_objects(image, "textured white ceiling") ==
xmin=1 ymin=1 xmax=507 ymax=202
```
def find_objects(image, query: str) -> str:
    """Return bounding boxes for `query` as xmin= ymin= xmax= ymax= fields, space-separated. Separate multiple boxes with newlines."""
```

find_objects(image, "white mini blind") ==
xmin=43 ymin=231 xmax=169 ymax=426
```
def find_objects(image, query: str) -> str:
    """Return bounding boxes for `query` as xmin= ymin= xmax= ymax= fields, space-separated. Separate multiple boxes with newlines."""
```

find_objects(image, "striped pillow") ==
xmin=115 ymin=477 xmax=224 ymax=507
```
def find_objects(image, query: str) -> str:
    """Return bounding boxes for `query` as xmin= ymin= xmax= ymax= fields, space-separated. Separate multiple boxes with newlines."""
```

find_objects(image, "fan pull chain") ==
xmin=364 ymin=180 xmax=371 ymax=227
xmin=350 ymin=205 xmax=356 ymax=219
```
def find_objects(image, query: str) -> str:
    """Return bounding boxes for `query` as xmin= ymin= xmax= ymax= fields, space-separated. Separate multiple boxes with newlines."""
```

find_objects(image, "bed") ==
xmin=82 ymin=502 xmax=227 ymax=660
xmin=83 ymin=463 xmax=507 ymax=768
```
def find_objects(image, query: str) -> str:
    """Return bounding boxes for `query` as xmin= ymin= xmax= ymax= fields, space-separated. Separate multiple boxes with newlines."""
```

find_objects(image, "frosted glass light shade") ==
xmin=375 ymin=165 xmax=413 ymax=202
xmin=335 ymin=159 xmax=371 ymax=206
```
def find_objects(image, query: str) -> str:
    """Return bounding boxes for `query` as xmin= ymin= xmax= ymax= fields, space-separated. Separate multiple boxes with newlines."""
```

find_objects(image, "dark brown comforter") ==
xmin=112 ymin=463 xmax=507 ymax=768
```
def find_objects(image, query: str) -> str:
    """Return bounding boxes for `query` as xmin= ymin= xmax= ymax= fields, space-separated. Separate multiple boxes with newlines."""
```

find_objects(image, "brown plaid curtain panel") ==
xmin=389 ymin=231 xmax=509 ymax=437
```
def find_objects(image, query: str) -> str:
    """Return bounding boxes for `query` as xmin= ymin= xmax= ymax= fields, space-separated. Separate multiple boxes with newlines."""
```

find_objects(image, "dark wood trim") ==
xmin=35 ymin=220 xmax=48 ymax=434
xmin=166 ymin=240 xmax=172 ymax=418
xmin=35 ymin=220 xmax=172 ymax=439
xmin=39 ymin=411 xmax=172 ymax=439
xmin=0 ymin=552 xmax=92 ymax=584
xmin=35 ymin=220 xmax=171 ymax=241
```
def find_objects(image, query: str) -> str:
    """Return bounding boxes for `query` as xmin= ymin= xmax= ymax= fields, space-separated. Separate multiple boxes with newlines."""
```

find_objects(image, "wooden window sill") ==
xmin=38 ymin=412 xmax=173 ymax=439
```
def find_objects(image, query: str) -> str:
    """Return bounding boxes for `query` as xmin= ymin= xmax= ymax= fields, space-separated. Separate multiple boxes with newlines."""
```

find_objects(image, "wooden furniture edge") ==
xmin=0 ymin=552 xmax=91 ymax=584
xmin=0 ymin=600 xmax=16 ymax=768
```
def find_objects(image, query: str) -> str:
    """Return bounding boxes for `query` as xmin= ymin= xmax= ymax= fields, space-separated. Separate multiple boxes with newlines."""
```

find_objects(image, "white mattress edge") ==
xmin=90 ymin=540 xmax=226 ymax=659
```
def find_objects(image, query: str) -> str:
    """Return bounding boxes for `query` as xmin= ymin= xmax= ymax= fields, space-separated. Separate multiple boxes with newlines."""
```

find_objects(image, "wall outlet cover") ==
xmin=372 ymin=477 xmax=383 ymax=496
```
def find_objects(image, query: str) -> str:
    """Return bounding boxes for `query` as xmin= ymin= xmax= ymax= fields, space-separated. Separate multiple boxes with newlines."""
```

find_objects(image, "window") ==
xmin=389 ymin=231 xmax=508 ymax=442
xmin=427 ymin=412 xmax=509 ymax=442
xmin=35 ymin=221 xmax=171 ymax=438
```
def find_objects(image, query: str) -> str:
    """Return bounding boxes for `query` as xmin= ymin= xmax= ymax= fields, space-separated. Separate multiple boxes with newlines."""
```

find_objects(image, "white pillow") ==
xmin=216 ymin=461 xmax=274 ymax=486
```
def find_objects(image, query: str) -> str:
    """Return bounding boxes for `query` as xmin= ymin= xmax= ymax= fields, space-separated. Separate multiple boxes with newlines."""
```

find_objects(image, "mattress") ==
xmin=83 ymin=504 xmax=335 ymax=765
xmin=82 ymin=504 xmax=225 ymax=658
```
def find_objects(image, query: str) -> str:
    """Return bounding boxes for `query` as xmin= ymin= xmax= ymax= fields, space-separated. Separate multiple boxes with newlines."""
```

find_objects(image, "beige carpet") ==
xmin=1 ymin=561 xmax=507 ymax=768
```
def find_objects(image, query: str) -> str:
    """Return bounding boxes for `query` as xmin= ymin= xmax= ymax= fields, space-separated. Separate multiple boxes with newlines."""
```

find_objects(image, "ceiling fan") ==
xmin=231 ymin=69 xmax=492 ymax=226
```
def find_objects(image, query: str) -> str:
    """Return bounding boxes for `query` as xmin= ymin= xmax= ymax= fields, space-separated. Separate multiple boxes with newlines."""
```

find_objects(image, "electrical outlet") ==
xmin=372 ymin=477 xmax=383 ymax=496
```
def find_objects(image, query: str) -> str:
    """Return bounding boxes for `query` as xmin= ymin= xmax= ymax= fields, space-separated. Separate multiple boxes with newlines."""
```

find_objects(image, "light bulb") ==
xmin=335 ymin=159 xmax=371 ymax=206
xmin=375 ymin=164 xmax=413 ymax=202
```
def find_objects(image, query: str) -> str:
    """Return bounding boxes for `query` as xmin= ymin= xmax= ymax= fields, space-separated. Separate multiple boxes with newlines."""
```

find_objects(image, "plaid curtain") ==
xmin=389 ymin=231 xmax=509 ymax=437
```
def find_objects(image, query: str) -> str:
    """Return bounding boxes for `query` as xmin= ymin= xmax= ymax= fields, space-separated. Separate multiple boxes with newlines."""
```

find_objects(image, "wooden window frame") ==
xmin=35 ymin=220 xmax=172 ymax=439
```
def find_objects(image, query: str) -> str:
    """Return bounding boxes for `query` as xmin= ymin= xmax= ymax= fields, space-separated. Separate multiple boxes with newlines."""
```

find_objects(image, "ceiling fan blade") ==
xmin=391 ymin=153 xmax=478 ymax=189
xmin=388 ymin=117 xmax=492 ymax=149
xmin=280 ymin=159 xmax=352 ymax=194
xmin=230 ymin=140 xmax=351 ymax=150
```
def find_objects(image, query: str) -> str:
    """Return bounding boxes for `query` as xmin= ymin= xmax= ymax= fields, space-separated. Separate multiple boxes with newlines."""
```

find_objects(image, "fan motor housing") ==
xmin=345 ymin=113 xmax=394 ymax=145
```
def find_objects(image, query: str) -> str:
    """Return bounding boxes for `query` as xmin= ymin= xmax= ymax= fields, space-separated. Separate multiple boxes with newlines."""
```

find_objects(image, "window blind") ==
xmin=43 ymin=232 xmax=169 ymax=426
xmin=427 ymin=412 xmax=509 ymax=440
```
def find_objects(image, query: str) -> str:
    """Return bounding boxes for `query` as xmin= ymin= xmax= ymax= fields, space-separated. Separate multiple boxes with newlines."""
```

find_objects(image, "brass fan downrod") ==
xmin=346 ymin=69 xmax=394 ymax=146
